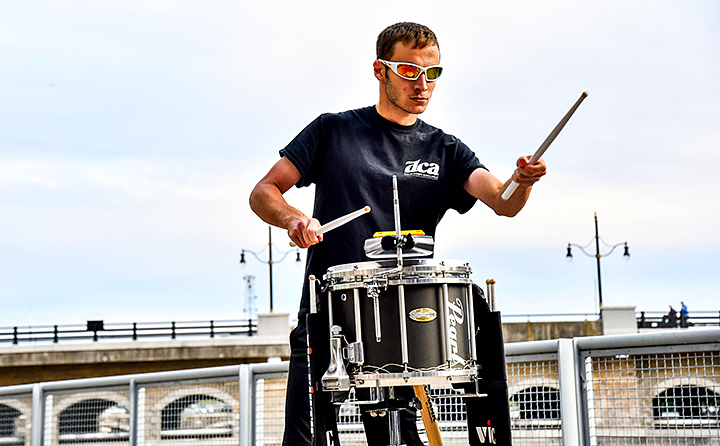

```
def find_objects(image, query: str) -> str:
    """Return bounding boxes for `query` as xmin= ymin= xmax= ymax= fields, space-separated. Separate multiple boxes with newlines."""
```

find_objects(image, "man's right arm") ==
xmin=249 ymin=157 xmax=321 ymax=248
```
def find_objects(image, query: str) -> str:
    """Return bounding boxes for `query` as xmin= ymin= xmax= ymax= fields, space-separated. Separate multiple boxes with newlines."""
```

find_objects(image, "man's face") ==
xmin=377 ymin=42 xmax=440 ymax=119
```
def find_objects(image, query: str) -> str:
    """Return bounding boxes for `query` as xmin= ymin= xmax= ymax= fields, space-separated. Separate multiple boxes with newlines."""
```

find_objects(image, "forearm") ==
xmin=464 ymin=159 xmax=544 ymax=217
xmin=491 ymin=180 xmax=532 ymax=217
xmin=467 ymin=174 xmax=531 ymax=217
xmin=249 ymin=157 xmax=320 ymax=248
xmin=249 ymin=182 xmax=307 ymax=230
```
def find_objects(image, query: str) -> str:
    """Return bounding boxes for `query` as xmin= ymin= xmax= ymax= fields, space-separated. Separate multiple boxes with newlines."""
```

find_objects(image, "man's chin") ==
xmin=404 ymin=103 xmax=429 ymax=115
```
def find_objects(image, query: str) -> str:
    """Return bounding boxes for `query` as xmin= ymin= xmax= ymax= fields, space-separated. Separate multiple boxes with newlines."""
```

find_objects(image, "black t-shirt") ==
xmin=280 ymin=105 xmax=486 ymax=314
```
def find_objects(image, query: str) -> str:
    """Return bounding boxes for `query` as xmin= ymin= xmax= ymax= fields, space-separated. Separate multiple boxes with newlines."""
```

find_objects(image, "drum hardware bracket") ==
xmin=364 ymin=278 xmax=387 ymax=343
xmin=361 ymin=398 xmax=419 ymax=415
xmin=381 ymin=232 xmax=415 ymax=251
xmin=320 ymin=280 xmax=332 ymax=293
xmin=322 ymin=325 xmax=351 ymax=392
xmin=346 ymin=341 xmax=364 ymax=366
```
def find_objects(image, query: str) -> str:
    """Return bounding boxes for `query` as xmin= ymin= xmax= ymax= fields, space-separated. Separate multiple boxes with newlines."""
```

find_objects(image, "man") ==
xmin=666 ymin=305 xmax=678 ymax=327
xmin=680 ymin=301 xmax=689 ymax=327
xmin=250 ymin=22 xmax=546 ymax=446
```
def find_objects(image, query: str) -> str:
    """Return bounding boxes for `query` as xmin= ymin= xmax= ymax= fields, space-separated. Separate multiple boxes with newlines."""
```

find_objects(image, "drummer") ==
xmin=249 ymin=22 xmax=546 ymax=446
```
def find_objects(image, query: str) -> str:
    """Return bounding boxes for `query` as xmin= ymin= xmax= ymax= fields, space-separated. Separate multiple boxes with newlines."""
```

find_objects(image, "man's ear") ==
xmin=373 ymin=60 xmax=385 ymax=82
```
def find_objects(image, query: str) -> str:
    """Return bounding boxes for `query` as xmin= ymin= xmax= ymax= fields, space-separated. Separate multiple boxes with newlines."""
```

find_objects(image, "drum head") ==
xmin=324 ymin=258 xmax=472 ymax=283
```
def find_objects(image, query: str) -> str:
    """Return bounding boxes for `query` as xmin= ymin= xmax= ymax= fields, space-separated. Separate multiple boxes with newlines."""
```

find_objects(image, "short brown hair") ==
xmin=376 ymin=22 xmax=439 ymax=60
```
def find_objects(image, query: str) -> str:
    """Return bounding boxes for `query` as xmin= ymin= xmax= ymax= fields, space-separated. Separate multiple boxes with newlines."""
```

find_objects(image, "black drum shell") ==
xmin=326 ymin=280 xmax=474 ymax=374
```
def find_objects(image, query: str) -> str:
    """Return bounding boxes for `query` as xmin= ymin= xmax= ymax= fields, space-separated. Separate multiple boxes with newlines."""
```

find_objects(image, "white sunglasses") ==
xmin=378 ymin=59 xmax=443 ymax=82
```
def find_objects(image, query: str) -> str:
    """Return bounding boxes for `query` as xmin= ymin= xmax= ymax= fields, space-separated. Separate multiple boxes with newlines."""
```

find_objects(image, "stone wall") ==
xmin=503 ymin=320 xmax=603 ymax=343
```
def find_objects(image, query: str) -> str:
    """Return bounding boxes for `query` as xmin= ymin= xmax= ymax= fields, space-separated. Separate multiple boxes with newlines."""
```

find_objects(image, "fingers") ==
xmin=512 ymin=156 xmax=547 ymax=186
xmin=288 ymin=217 xmax=322 ymax=248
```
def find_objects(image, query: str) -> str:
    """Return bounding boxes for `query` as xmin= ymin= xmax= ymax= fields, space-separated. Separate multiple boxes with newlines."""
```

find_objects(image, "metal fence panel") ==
xmin=138 ymin=378 xmax=239 ymax=446
xmin=0 ymin=393 xmax=32 ymax=446
xmin=507 ymin=354 xmax=563 ymax=446
xmin=2 ymin=329 xmax=720 ymax=446
xmin=253 ymin=376 xmax=287 ymax=446
xmin=247 ymin=359 xmax=566 ymax=446
xmin=43 ymin=387 xmax=130 ymax=446
xmin=583 ymin=347 xmax=720 ymax=446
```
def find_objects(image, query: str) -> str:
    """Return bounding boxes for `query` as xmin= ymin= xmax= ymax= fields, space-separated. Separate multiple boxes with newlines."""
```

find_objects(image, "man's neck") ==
xmin=375 ymin=103 xmax=418 ymax=126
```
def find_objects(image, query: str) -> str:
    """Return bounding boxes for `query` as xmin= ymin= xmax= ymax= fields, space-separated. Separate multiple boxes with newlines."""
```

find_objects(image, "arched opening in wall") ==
xmin=58 ymin=399 xmax=128 ymax=442
xmin=161 ymin=394 xmax=233 ymax=439
xmin=510 ymin=386 xmax=560 ymax=423
xmin=653 ymin=385 xmax=720 ymax=427
xmin=0 ymin=404 xmax=23 ymax=443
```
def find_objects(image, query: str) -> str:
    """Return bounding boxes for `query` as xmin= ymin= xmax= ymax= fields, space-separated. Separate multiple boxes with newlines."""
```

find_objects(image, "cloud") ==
xmin=1 ymin=1 xmax=719 ymax=326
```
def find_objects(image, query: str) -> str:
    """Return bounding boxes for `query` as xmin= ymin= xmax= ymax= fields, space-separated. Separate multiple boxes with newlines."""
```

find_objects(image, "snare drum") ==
xmin=322 ymin=259 xmax=479 ymax=387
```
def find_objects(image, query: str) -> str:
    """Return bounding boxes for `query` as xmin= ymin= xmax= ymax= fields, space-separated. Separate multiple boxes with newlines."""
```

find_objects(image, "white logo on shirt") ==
xmin=404 ymin=159 xmax=440 ymax=180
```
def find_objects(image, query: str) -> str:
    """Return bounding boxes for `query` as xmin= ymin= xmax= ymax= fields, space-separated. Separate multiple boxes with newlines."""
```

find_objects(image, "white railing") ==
xmin=1 ymin=329 xmax=718 ymax=446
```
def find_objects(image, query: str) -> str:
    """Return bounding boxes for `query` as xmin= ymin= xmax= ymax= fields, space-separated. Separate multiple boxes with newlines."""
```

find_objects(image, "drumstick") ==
xmin=501 ymin=91 xmax=588 ymax=201
xmin=289 ymin=206 xmax=371 ymax=247
xmin=414 ymin=385 xmax=444 ymax=446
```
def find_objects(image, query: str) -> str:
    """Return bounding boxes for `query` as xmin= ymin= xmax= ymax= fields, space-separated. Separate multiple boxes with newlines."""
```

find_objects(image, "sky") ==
xmin=1 ymin=1 xmax=719 ymax=328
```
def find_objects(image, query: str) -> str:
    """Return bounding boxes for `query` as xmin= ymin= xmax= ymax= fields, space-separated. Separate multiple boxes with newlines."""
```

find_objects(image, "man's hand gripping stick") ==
xmin=289 ymin=206 xmax=372 ymax=247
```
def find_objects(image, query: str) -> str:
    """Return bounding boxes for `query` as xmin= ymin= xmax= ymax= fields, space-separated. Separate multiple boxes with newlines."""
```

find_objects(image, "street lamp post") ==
xmin=240 ymin=226 xmax=301 ymax=313
xmin=566 ymin=213 xmax=629 ymax=313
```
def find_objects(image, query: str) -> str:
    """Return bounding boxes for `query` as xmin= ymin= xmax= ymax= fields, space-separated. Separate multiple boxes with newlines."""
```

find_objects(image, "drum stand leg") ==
xmin=366 ymin=386 xmax=407 ymax=446
xmin=387 ymin=387 xmax=403 ymax=446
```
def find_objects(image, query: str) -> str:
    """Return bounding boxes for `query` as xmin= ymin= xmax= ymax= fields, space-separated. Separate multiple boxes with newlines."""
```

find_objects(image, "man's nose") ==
xmin=413 ymin=74 xmax=428 ymax=91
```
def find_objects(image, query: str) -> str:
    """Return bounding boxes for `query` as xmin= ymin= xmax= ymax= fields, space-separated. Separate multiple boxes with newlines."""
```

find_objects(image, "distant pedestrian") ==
xmin=680 ymin=301 xmax=689 ymax=327
xmin=665 ymin=305 xmax=678 ymax=327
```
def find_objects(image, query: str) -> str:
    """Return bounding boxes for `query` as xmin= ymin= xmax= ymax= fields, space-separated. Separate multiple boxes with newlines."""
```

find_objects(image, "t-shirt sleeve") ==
xmin=448 ymin=139 xmax=487 ymax=214
xmin=279 ymin=115 xmax=324 ymax=188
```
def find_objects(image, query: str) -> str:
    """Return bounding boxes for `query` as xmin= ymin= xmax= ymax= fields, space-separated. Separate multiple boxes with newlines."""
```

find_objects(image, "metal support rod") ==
xmin=442 ymin=284 xmax=450 ymax=365
xmin=392 ymin=175 xmax=403 ymax=271
xmin=30 ymin=383 xmax=44 ymax=446
xmin=467 ymin=284 xmax=477 ymax=362
xmin=353 ymin=288 xmax=362 ymax=343
xmin=398 ymin=284 xmax=409 ymax=367
xmin=128 ymin=379 xmax=138 ymax=446
xmin=388 ymin=387 xmax=401 ymax=446
xmin=593 ymin=214 xmax=603 ymax=309
xmin=268 ymin=226 xmax=274 ymax=313
xmin=487 ymin=279 xmax=497 ymax=312
xmin=372 ymin=293 xmax=382 ymax=343
xmin=238 ymin=365 xmax=253 ymax=446
xmin=327 ymin=291 xmax=334 ymax=334
xmin=558 ymin=339 xmax=582 ymax=446
xmin=309 ymin=275 xmax=317 ymax=314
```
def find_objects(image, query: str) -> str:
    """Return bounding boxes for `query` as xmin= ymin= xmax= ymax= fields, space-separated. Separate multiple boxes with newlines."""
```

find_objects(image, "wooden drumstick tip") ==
xmin=581 ymin=91 xmax=588 ymax=97
xmin=309 ymin=275 xmax=316 ymax=281
xmin=363 ymin=206 xmax=371 ymax=212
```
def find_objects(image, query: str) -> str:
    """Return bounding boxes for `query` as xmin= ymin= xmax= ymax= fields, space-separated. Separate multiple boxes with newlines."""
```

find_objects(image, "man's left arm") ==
xmin=464 ymin=156 xmax=547 ymax=217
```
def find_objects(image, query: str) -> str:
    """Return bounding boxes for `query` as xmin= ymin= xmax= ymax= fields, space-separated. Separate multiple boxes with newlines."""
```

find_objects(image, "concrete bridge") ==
xmin=0 ymin=308 xmax=645 ymax=387
xmin=0 ymin=314 xmax=291 ymax=387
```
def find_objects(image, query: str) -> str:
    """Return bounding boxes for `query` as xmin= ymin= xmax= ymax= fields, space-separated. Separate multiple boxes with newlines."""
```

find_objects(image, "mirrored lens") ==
xmin=396 ymin=64 xmax=422 ymax=79
xmin=426 ymin=66 xmax=442 ymax=80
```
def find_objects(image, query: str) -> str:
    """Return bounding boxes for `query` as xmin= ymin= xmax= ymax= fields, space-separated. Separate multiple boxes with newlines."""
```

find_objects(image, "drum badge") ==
xmin=409 ymin=307 xmax=438 ymax=322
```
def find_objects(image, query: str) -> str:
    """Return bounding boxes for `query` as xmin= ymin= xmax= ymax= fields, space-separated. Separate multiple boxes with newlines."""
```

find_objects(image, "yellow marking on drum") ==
xmin=371 ymin=229 xmax=425 ymax=238
xmin=409 ymin=307 xmax=438 ymax=322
